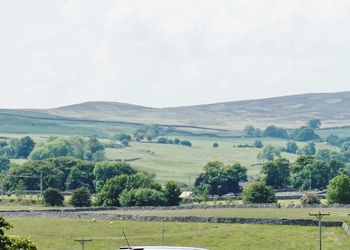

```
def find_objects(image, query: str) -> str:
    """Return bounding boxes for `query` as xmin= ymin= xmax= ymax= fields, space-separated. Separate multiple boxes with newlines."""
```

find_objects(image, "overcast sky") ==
xmin=0 ymin=0 xmax=350 ymax=109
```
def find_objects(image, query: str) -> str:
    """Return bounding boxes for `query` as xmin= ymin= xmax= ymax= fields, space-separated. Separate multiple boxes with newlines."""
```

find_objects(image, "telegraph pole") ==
xmin=74 ymin=238 xmax=92 ymax=250
xmin=40 ymin=171 xmax=43 ymax=196
xmin=309 ymin=172 xmax=312 ymax=191
xmin=309 ymin=211 xmax=330 ymax=250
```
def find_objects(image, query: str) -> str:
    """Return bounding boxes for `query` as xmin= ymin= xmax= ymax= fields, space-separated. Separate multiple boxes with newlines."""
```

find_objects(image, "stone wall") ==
xmin=0 ymin=211 xmax=343 ymax=227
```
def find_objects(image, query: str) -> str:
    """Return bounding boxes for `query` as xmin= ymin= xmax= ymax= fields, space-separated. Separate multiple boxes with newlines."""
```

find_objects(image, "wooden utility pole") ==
xmin=74 ymin=238 xmax=92 ymax=250
xmin=309 ymin=211 xmax=330 ymax=250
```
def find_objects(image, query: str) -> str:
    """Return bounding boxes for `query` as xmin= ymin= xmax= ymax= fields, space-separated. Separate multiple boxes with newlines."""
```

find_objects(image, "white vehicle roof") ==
xmin=119 ymin=246 xmax=208 ymax=250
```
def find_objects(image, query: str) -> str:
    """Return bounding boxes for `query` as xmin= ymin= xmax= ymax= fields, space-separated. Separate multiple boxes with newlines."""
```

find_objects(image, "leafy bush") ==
xmin=95 ymin=173 xmax=161 ymax=206
xmin=300 ymin=193 xmax=320 ymax=205
xmin=0 ymin=217 xmax=37 ymax=250
xmin=180 ymin=140 xmax=192 ymax=147
xmin=243 ymin=181 xmax=277 ymax=204
xmin=43 ymin=188 xmax=64 ymax=206
xmin=70 ymin=187 xmax=91 ymax=207
xmin=327 ymin=174 xmax=350 ymax=204
xmin=119 ymin=188 xmax=167 ymax=207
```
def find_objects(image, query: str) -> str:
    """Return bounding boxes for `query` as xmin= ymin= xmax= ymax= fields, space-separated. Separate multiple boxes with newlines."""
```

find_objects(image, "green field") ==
xmin=0 ymin=111 xmax=348 ymax=184
xmin=105 ymin=137 xmax=337 ymax=183
xmin=6 ymin=217 xmax=350 ymax=250
xmin=94 ymin=207 xmax=350 ymax=222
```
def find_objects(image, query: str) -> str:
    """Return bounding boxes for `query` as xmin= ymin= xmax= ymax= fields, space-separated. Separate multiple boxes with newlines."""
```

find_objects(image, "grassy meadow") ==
xmin=105 ymin=136 xmax=338 ymax=183
xmin=7 ymin=217 xmax=350 ymax=250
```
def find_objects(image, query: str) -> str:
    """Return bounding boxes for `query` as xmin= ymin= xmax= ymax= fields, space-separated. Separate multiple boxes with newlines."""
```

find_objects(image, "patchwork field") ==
xmin=7 ymin=217 xmax=350 ymax=250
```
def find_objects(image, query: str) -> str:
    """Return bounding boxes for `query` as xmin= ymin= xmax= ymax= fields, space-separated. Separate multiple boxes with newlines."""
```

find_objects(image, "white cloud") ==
xmin=0 ymin=0 xmax=350 ymax=108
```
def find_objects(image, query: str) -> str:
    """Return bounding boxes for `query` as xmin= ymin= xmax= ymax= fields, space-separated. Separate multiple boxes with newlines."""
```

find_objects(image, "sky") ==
xmin=0 ymin=0 xmax=350 ymax=109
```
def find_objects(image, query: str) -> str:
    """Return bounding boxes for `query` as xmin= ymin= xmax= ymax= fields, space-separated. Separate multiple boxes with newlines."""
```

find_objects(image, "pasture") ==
xmin=7 ymin=217 xmax=350 ymax=250
xmin=105 ymin=136 xmax=336 ymax=183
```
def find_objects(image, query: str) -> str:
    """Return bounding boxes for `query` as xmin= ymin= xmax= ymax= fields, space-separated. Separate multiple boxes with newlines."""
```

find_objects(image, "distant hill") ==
xmin=2 ymin=91 xmax=350 ymax=130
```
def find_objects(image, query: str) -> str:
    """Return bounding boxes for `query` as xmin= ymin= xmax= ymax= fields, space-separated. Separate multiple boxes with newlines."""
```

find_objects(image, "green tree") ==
xmin=29 ymin=136 xmax=106 ymax=161
xmin=212 ymin=142 xmax=219 ymax=148
xmin=70 ymin=187 xmax=91 ymax=207
xmin=257 ymin=146 xmax=281 ymax=161
xmin=0 ymin=140 xmax=7 ymax=148
xmin=43 ymin=188 xmax=64 ymax=206
xmin=327 ymin=174 xmax=350 ymax=204
xmin=0 ymin=158 xmax=10 ymax=173
xmin=164 ymin=181 xmax=182 ymax=206
xmin=300 ymin=142 xmax=316 ymax=156
xmin=243 ymin=181 xmax=277 ymax=204
xmin=261 ymin=158 xmax=290 ymax=188
xmin=290 ymin=156 xmax=343 ymax=191
xmin=95 ymin=173 xmax=160 ymax=206
xmin=243 ymin=125 xmax=255 ymax=137
xmin=181 ymin=140 xmax=192 ymax=147
xmin=263 ymin=125 xmax=288 ymax=138
xmin=0 ymin=146 xmax=15 ymax=158
xmin=3 ymin=160 xmax=65 ymax=192
xmin=119 ymin=188 xmax=167 ymax=207
xmin=194 ymin=161 xmax=247 ymax=195
xmin=93 ymin=161 xmax=137 ymax=192
xmin=121 ymin=139 xmax=129 ymax=147
xmin=253 ymin=140 xmax=263 ymax=148
xmin=114 ymin=134 xmax=132 ymax=142
xmin=308 ymin=119 xmax=321 ymax=130
xmin=326 ymin=135 xmax=340 ymax=146
xmin=0 ymin=217 xmax=37 ymax=250
xmin=290 ymin=127 xmax=320 ymax=142
xmin=285 ymin=141 xmax=298 ymax=154
xmin=65 ymin=162 xmax=95 ymax=193
xmin=14 ymin=136 xmax=35 ymax=158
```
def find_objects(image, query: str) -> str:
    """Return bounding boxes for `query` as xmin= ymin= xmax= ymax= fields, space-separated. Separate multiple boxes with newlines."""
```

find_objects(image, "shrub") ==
xmin=327 ymin=174 xmax=350 ymax=204
xmin=0 ymin=217 xmax=37 ymax=250
xmin=181 ymin=140 xmax=192 ymax=147
xmin=70 ymin=187 xmax=91 ymax=207
xmin=253 ymin=140 xmax=263 ymax=148
xmin=119 ymin=188 xmax=167 ymax=207
xmin=243 ymin=181 xmax=277 ymax=204
xmin=300 ymin=193 xmax=320 ymax=205
xmin=212 ymin=142 xmax=219 ymax=148
xmin=121 ymin=139 xmax=129 ymax=147
xmin=43 ymin=188 xmax=64 ymax=206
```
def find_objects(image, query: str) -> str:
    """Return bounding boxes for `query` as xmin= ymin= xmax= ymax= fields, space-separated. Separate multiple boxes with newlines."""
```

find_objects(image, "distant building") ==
xmin=179 ymin=191 xmax=195 ymax=199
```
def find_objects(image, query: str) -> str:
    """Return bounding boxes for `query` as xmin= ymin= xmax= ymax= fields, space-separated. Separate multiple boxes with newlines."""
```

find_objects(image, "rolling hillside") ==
xmin=46 ymin=91 xmax=350 ymax=130
xmin=1 ymin=91 xmax=350 ymax=131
